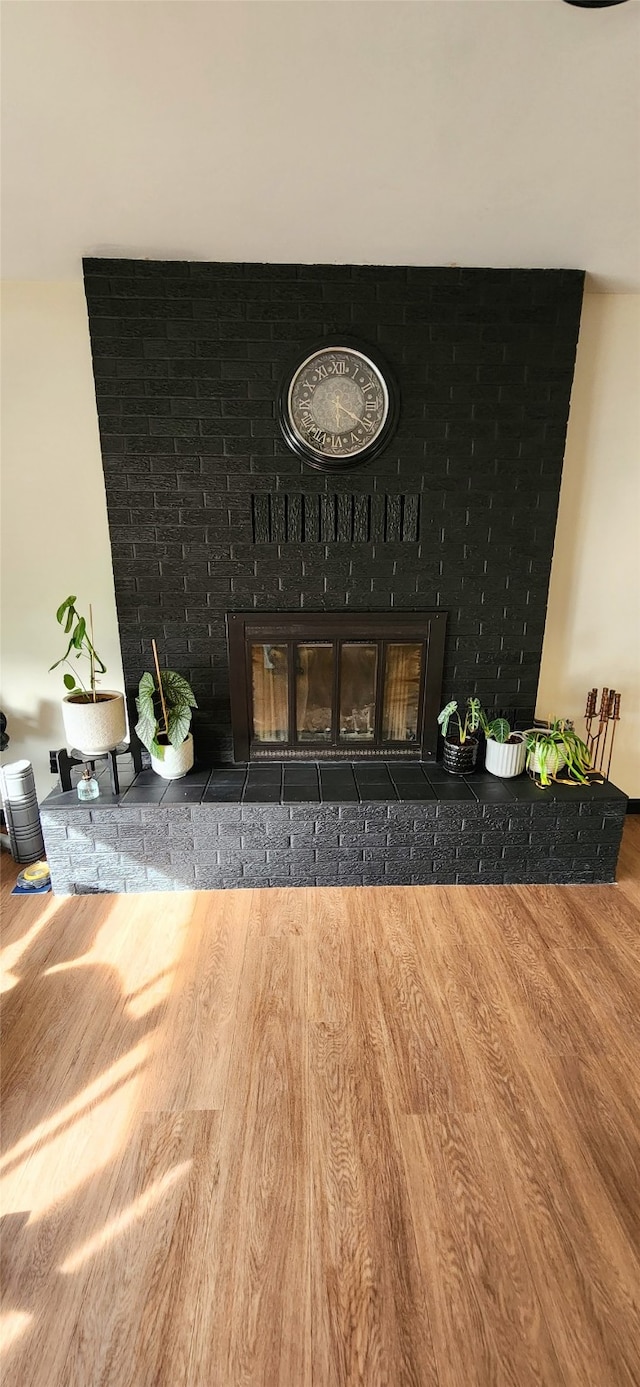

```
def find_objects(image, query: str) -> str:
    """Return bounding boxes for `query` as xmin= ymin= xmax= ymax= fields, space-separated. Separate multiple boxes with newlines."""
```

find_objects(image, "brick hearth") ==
xmin=40 ymin=764 xmax=627 ymax=893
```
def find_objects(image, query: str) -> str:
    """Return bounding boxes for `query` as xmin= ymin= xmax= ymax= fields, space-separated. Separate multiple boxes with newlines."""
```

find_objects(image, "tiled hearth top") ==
xmin=42 ymin=761 xmax=627 ymax=812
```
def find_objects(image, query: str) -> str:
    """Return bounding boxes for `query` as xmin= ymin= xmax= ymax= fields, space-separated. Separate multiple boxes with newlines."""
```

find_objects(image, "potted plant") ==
xmin=525 ymin=719 xmax=592 ymax=788
xmin=437 ymin=697 xmax=482 ymax=775
xmin=479 ymin=712 xmax=527 ymax=779
xmin=50 ymin=596 xmax=126 ymax=755
xmin=135 ymin=640 xmax=197 ymax=780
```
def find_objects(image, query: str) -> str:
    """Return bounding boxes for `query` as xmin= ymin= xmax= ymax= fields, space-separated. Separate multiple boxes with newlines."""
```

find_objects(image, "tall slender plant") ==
xmin=50 ymin=596 xmax=106 ymax=700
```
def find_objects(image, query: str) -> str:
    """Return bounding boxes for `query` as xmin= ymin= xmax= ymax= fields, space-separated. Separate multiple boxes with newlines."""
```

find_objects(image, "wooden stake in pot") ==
xmin=89 ymin=603 xmax=96 ymax=702
xmin=152 ymin=638 xmax=169 ymax=738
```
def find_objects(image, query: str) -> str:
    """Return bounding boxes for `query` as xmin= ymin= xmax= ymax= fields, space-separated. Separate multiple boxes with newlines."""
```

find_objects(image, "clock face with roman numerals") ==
xmin=279 ymin=343 xmax=398 ymax=471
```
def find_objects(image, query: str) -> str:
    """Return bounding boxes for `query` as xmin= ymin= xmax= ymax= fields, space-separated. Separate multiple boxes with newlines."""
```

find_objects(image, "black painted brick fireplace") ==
xmin=83 ymin=260 xmax=585 ymax=762
xmin=40 ymin=259 xmax=628 ymax=896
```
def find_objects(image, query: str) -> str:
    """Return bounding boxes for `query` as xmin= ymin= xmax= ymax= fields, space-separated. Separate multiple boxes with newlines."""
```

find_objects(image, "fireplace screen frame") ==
xmin=226 ymin=611 xmax=447 ymax=762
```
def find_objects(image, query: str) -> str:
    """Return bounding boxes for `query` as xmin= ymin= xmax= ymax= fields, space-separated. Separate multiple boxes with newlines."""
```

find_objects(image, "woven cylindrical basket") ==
xmin=0 ymin=759 xmax=46 ymax=863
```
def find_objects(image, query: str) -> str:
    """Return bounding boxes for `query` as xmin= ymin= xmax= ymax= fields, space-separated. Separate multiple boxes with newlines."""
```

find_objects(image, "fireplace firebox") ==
xmin=227 ymin=612 xmax=447 ymax=762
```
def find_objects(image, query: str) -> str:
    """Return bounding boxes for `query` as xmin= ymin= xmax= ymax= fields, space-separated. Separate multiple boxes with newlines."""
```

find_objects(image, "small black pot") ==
xmin=442 ymin=736 xmax=479 ymax=776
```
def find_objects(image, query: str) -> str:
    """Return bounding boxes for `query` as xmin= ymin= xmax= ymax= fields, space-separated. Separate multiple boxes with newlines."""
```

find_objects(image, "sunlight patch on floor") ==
xmin=0 ymin=1041 xmax=149 ymax=1178
xmin=0 ymin=897 xmax=64 ymax=990
xmin=124 ymin=967 xmax=175 ymax=1019
xmin=59 ymin=1160 xmax=192 ymax=1273
xmin=0 ymin=1310 xmax=33 ymax=1354
xmin=1 ymin=892 xmax=197 ymax=1226
xmin=1 ymin=1050 xmax=150 ymax=1220
xmin=78 ymin=890 xmax=194 ymax=1013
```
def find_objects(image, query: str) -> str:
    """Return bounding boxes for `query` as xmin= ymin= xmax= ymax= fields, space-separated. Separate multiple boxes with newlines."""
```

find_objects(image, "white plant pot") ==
xmin=62 ymin=690 xmax=126 ymax=756
xmin=525 ymin=732 xmax=567 ymax=779
xmin=484 ymin=733 xmax=527 ymax=778
xmin=150 ymin=733 xmax=194 ymax=780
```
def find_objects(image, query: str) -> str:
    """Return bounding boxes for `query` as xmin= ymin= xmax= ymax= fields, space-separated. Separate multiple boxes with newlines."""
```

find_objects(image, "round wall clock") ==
xmin=278 ymin=341 xmax=399 ymax=472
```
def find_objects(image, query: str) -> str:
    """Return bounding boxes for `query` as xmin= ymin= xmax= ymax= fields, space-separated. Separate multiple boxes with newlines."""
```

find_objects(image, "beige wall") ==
xmin=537 ymin=293 xmax=640 ymax=797
xmin=1 ymin=282 xmax=638 ymax=803
xmin=0 ymin=282 xmax=124 ymax=801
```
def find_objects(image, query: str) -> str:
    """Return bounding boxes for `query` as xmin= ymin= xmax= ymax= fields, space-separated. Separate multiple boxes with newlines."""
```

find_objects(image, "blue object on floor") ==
xmin=11 ymin=860 xmax=51 ymax=894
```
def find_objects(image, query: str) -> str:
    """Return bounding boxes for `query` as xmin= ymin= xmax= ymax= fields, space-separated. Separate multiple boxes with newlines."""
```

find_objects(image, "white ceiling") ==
xmin=2 ymin=0 xmax=639 ymax=289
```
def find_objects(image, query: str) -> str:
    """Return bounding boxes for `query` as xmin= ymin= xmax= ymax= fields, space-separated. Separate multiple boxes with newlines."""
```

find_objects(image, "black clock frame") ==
xmin=277 ymin=338 xmax=400 ymax=473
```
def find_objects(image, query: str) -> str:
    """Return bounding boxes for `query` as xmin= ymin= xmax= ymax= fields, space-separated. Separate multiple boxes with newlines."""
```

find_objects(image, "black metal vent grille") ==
xmin=251 ymin=493 xmax=420 ymax=545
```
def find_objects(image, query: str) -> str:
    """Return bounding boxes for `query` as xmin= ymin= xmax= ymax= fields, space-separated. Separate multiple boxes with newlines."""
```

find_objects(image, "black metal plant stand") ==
xmin=49 ymin=740 xmax=143 ymax=796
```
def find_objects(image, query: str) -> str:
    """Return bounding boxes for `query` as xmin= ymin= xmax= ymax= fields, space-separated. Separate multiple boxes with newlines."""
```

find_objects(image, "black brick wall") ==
xmin=83 ymin=260 xmax=584 ymax=764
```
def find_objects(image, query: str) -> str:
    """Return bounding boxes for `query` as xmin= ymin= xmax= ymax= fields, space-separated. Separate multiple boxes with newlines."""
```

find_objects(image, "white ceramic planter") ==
xmin=484 ymin=733 xmax=526 ymax=778
xmin=62 ymin=690 xmax=126 ymax=755
xmin=150 ymin=732 xmax=194 ymax=780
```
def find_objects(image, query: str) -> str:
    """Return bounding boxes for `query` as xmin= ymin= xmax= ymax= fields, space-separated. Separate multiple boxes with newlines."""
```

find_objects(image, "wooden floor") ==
xmin=1 ymin=822 xmax=639 ymax=1387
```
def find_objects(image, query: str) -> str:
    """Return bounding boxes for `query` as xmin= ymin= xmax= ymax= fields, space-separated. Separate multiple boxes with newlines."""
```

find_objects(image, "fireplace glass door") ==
xmin=296 ymin=644 xmax=334 ymax=742
xmin=228 ymin=612 xmax=447 ymax=761
xmin=339 ymin=644 xmax=378 ymax=742
xmin=251 ymin=643 xmax=288 ymax=743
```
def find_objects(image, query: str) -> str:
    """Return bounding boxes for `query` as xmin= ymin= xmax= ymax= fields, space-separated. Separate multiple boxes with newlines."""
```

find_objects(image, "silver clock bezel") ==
xmin=287 ymin=346 xmax=390 ymax=463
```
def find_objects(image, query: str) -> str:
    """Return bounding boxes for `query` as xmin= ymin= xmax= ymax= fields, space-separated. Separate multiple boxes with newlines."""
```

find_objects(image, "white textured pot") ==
xmin=151 ymin=733 xmax=194 ymax=780
xmin=484 ymin=733 xmax=527 ymax=778
xmin=524 ymin=732 xmax=567 ymax=779
xmin=62 ymin=691 xmax=126 ymax=755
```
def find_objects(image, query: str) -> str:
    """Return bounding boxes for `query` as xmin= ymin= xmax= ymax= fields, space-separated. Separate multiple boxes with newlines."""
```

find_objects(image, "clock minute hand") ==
xmin=336 ymin=401 xmax=361 ymax=426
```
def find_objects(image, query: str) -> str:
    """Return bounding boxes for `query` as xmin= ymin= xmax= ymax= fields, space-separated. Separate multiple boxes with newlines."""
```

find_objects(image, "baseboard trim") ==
xmin=626 ymin=799 xmax=640 ymax=814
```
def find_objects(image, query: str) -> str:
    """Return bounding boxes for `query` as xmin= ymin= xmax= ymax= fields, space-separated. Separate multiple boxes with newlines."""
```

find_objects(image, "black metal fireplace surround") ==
xmin=227 ymin=611 xmax=447 ymax=762
xmin=37 ymin=259 xmax=629 ymax=893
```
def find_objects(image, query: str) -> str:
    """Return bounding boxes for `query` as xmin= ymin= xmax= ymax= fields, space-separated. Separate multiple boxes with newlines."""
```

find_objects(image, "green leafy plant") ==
xmin=526 ymin=720 xmax=592 ymax=788
xmin=437 ymin=697 xmax=482 ymax=744
xmin=479 ymin=711 xmax=513 ymax=744
xmin=135 ymin=647 xmax=197 ymax=761
xmin=50 ymin=596 xmax=106 ymax=700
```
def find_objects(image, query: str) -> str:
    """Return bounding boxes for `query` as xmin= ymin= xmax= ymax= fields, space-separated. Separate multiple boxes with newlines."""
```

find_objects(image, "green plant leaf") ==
xmin=437 ymin=700 xmax=457 ymax=739
xmin=134 ymin=708 xmax=158 ymax=754
xmin=160 ymin=669 xmax=197 ymax=709
xmin=134 ymin=672 xmax=160 ymax=753
xmin=490 ymin=717 xmax=510 ymax=744
xmin=167 ymin=704 xmax=191 ymax=748
xmin=63 ymin=673 xmax=77 ymax=690
xmin=56 ymin=596 xmax=76 ymax=624
xmin=466 ymin=697 xmax=482 ymax=732
xmin=137 ymin=671 xmax=156 ymax=704
xmin=73 ymin=616 xmax=86 ymax=649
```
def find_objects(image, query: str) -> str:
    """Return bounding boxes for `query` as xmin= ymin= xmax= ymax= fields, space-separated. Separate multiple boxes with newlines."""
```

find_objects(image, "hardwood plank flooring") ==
xmin=1 ymin=820 xmax=639 ymax=1386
